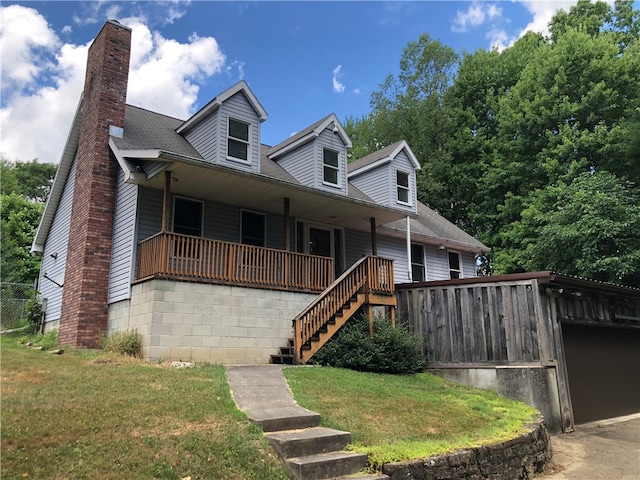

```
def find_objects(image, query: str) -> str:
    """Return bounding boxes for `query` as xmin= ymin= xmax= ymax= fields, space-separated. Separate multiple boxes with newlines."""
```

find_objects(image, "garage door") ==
xmin=562 ymin=324 xmax=640 ymax=424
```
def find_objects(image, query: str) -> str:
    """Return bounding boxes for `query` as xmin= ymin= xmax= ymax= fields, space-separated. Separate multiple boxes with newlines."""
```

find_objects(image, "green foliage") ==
xmin=24 ymin=291 xmax=43 ymax=332
xmin=312 ymin=315 xmax=425 ymax=374
xmin=0 ymin=158 xmax=57 ymax=202
xmin=1 ymin=193 xmax=44 ymax=284
xmin=99 ymin=330 xmax=143 ymax=357
xmin=349 ymin=0 xmax=640 ymax=285
xmin=19 ymin=329 xmax=59 ymax=350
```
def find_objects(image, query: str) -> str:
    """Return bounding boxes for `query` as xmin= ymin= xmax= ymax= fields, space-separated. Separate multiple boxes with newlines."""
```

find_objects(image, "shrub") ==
xmin=99 ymin=330 xmax=143 ymax=357
xmin=312 ymin=315 xmax=425 ymax=374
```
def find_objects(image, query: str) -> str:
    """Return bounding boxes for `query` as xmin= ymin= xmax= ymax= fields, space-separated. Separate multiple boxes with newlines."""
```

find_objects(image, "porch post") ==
xmin=162 ymin=171 xmax=171 ymax=232
xmin=405 ymin=216 xmax=412 ymax=282
xmin=370 ymin=217 xmax=377 ymax=256
xmin=161 ymin=171 xmax=171 ymax=273
xmin=284 ymin=197 xmax=290 ymax=288
xmin=284 ymin=198 xmax=290 ymax=251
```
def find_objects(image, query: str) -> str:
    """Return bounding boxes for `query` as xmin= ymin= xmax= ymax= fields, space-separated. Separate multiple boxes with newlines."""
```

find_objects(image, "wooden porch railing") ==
xmin=293 ymin=255 xmax=395 ymax=363
xmin=136 ymin=232 xmax=334 ymax=292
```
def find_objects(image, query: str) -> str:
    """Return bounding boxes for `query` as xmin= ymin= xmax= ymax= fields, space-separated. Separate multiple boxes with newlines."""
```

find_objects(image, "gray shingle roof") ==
xmin=382 ymin=201 xmax=490 ymax=252
xmin=348 ymin=140 xmax=405 ymax=173
xmin=112 ymin=105 xmax=203 ymax=159
xmin=267 ymin=114 xmax=333 ymax=157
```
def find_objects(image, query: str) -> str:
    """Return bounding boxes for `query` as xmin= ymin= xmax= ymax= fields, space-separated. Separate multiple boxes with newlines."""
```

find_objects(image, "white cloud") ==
xmin=452 ymin=2 xmax=502 ymax=33
xmin=487 ymin=28 xmax=513 ymax=52
xmin=0 ymin=5 xmax=59 ymax=88
xmin=0 ymin=6 xmax=226 ymax=163
xmin=353 ymin=88 xmax=361 ymax=95
xmin=516 ymin=0 xmax=576 ymax=38
xmin=332 ymin=65 xmax=345 ymax=94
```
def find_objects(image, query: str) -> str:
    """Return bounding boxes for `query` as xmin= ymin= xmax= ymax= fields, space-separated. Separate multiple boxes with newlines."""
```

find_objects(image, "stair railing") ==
xmin=293 ymin=256 xmax=387 ymax=363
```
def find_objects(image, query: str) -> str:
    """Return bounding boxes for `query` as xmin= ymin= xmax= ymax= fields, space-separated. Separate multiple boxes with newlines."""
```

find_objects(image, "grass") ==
xmin=283 ymin=366 xmax=540 ymax=470
xmin=2 ymin=334 xmax=540 ymax=478
xmin=0 ymin=335 xmax=289 ymax=480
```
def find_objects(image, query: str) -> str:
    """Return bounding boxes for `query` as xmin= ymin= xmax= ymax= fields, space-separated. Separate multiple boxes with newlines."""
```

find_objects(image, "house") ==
xmin=31 ymin=20 xmax=489 ymax=364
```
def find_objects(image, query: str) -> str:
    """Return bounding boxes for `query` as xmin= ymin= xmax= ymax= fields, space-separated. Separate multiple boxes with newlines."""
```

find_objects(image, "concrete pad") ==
xmin=537 ymin=414 xmax=640 ymax=480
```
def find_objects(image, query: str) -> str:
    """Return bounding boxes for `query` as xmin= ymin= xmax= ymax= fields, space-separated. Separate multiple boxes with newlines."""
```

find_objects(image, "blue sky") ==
xmin=1 ymin=1 xmax=589 ymax=164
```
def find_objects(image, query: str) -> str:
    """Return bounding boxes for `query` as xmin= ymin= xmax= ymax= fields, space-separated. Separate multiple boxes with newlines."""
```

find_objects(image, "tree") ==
xmin=497 ymin=172 xmax=640 ymax=286
xmin=0 ymin=157 xmax=57 ymax=285
xmin=1 ymin=158 xmax=57 ymax=202
xmin=0 ymin=193 xmax=44 ymax=284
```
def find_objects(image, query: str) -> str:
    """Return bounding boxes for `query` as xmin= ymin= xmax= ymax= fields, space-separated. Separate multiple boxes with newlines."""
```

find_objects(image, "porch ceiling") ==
xmin=138 ymin=159 xmax=410 ymax=232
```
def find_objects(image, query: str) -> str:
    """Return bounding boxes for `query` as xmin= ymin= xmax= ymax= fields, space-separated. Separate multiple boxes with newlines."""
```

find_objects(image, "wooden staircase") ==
xmin=271 ymin=256 xmax=396 ymax=365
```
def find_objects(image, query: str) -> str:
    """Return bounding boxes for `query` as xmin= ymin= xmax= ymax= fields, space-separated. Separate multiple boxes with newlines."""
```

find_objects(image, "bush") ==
xmin=99 ymin=330 xmax=143 ymax=357
xmin=312 ymin=315 xmax=425 ymax=374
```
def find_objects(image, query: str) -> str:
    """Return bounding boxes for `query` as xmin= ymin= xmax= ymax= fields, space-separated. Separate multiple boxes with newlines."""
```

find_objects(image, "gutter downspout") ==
xmin=406 ymin=216 xmax=412 ymax=282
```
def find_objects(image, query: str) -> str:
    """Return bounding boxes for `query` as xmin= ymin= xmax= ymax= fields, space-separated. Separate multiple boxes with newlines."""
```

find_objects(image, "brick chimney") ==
xmin=58 ymin=20 xmax=131 ymax=348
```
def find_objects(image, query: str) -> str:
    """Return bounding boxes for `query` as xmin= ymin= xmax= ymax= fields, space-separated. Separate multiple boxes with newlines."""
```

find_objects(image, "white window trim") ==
xmin=240 ymin=209 xmax=266 ymax=247
xmin=172 ymin=196 xmax=204 ymax=237
xmin=322 ymin=147 xmax=341 ymax=188
xmin=448 ymin=249 xmax=463 ymax=279
xmin=226 ymin=117 xmax=251 ymax=164
xmin=396 ymin=170 xmax=411 ymax=206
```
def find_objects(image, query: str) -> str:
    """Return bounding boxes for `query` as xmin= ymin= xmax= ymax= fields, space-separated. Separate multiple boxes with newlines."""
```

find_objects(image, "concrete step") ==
xmin=285 ymin=451 xmax=368 ymax=480
xmin=249 ymin=406 xmax=321 ymax=432
xmin=264 ymin=427 xmax=351 ymax=458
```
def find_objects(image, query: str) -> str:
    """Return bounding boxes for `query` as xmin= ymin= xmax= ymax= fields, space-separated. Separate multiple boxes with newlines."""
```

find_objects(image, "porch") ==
xmin=133 ymin=231 xmax=397 ymax=364
xmin=135 ymin=231 xmax=334 ymax=293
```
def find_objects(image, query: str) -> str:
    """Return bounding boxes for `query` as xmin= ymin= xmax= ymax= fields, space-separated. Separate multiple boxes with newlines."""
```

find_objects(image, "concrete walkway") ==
xmin=226 ymin=365 xmax=321 ymax=432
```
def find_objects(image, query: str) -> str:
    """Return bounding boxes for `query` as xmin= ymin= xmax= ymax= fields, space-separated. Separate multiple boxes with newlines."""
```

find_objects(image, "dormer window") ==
xmin=227 ymin=118 xmax=250 ymax=162
xmin=397 ymin=170 xmax=410 ymax=205
xmin=323 ymin=148 xmax=339 ymax=186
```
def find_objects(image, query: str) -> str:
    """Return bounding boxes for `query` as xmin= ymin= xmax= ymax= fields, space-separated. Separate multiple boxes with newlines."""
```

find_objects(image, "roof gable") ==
xmin=176 ymin=80 xmax=267 ymax=134
xmin=348 ymin=140 xmax=420 ymax=178
xmin=267 ymin=113 xmax=351 ymax=159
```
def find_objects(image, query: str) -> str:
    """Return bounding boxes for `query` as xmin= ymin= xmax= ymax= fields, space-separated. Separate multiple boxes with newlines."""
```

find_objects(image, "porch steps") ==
xmin=264 ymin=427 xmax=387 ymax=480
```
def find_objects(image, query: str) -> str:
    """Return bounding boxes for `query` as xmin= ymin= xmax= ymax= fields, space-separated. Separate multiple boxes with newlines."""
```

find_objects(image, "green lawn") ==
xmin=0 ymin=336 xmax=288 ymax=480
xmin=1 ymin=336 xmax=539 ymax=478
xmin=283 ymin=366 xmax=539 ymax=469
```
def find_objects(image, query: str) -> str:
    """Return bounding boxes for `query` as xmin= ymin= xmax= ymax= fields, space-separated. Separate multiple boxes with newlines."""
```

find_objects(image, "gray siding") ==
xmin=315 ymin=129 xmax=348 ymax=195
xmin=344 ymin=229 xmax=411 ymax=283
xmin=39 ymin=160 xmax=77 ymax=323
xmin=217 ymin=92 xmax=260 ymax=172
xmin=184 ymin=111 xmax=218 ymax=163
xmin=392 ymin=151 xmax=417 ymax=214
xmin=108 ymin=169 xmax=138 ymax=303
xmin=461 ymin=251 xmax=477 ymax=278
xmin=349 ymin=163 xmax=392 ymax=206
xmin=377 ymin=235 xmax=411 ymax=284
xmin=275 ymin=140 xmax=315 ymax=186
xmin=349 ymin=150 xmax=417 ymax=214
xmin=136 ymin=188 xmax=285 ymax=249
xmin=425 ymin=245 xmax=451 ymax=281
xmin=136 ymin=187 xmax=163 ymax=242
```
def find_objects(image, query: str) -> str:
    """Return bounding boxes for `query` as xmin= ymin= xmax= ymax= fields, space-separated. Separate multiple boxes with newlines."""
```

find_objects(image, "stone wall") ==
xmin=109 ymin=279 xmax=317 ymax=364
xmin=382 ymin=420 xmax=551 ymax=480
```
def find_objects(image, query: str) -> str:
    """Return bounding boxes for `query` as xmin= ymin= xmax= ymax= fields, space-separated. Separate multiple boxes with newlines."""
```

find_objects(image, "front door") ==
xmin=298 ymin=222 xmax=345 ymax=278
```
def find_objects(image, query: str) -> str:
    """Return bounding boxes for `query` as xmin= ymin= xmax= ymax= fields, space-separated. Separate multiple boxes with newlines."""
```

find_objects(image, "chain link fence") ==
xmin=1 ymin=282 xmax=36 ymax=332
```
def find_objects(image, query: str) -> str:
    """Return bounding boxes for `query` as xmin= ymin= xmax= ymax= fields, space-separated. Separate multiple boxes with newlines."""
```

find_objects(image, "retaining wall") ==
xmin=382 ymin=420 xmax=551 ymax=480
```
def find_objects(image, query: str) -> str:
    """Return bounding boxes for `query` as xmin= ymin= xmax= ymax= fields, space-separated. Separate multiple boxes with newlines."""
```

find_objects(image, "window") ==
xmin=227 ymin=118 xmax=250 ymax=161
xmin=173 ymin=197 xmax=203 ymax=237
xmin=241 ymin=210 xmax=265 ymax=247
xmin=448 ymin=251 xmax=461 ymax=279
xmin=323 ymin=148 xmax=339 ymax=186
xmin=397 ymin=171 xmax=410 ymax=204
xmin=411 ymin=244 xmax=425 ymax=282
